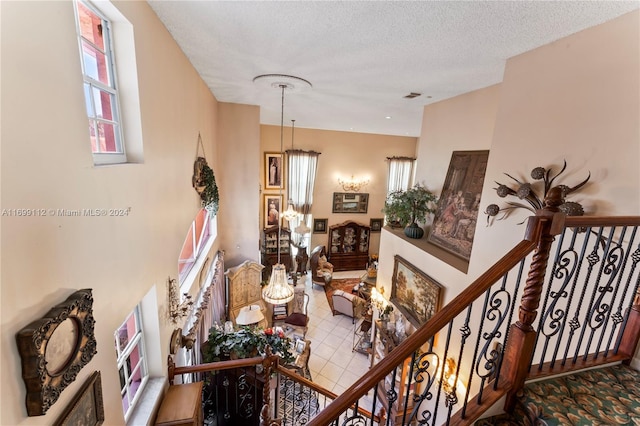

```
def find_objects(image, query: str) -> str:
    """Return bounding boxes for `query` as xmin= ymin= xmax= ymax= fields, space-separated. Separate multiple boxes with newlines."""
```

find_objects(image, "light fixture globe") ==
xmin=262 ymin=264 xmax=294 ymax=304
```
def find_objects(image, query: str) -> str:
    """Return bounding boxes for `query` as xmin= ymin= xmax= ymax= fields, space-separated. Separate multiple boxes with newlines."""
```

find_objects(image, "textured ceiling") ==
xmin=147 ymin=1 xmax=639 ymax=137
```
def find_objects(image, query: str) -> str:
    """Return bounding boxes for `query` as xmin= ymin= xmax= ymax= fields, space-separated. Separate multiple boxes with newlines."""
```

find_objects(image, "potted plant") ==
xmin=202 ymin=324 xmax=295 ymax=364
xmin=383 ymin=183 xmax=438 ymax=239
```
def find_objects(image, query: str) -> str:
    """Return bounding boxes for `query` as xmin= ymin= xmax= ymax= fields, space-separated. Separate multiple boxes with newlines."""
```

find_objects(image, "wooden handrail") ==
xmin=308 ymin=216 xmax=547 ymax=426
xmin=562 ymin=215 xmax=640 ymax=227
xmin=168 ymin=355 xmax=264 ymax=384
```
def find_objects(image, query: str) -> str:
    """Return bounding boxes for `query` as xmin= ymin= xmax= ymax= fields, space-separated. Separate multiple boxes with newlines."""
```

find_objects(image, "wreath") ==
xmin=192 ymin=135 xmax=219 ymax=215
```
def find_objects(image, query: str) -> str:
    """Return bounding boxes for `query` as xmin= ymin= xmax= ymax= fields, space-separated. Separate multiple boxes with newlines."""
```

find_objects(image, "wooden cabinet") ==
xmin=262 ymin=225 xmax=292 ymax=273
xmin=328 ymin=221 xmax=370 ymax=271
xmin=370 ymin=319 xmax=419 ymax=425
xmin=155 ymin=382 xmax=204 ymax=426
xmin=225 ymin=260 xmax=269 ymax=328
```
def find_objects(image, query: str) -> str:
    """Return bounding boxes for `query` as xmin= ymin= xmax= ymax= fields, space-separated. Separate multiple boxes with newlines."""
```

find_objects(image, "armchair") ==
xmin=309 ymin=245 xmax=333 ymax=289
xmin=331 ymin=290 xmax=367 ymax=324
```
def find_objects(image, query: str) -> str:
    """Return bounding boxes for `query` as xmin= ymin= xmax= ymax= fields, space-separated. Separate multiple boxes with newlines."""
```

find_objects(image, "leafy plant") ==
xmin=200 ymin=164 xmax=220 ymax=215
xmin=485 ymin=160 xmax=590 ymax=224
xmin=382 ymin=184 xmax=438 ymax=227
xmin=202 ymin=324 xmax=295 ymax=364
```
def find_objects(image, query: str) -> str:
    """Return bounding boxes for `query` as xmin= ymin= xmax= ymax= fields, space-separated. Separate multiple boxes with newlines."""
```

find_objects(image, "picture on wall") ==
xmin=264 ymin=194 xmax=283 ymax=228
xmin=54 ymin=371 xmax=104 ymax=426
xmin=332 ymin=192 xmax=368 ymax=213
xmin=391 ymin=255 xmax=442 ymax=328
xmin=265 ymin=152 xmax=284 ymax=190
xmin=427 ymin=150 xmax=489 ymax=262
xmin=313 ymin=218 xmax=328 ymax=233
xmin=370 ymin=218 xmax=383 ymax=232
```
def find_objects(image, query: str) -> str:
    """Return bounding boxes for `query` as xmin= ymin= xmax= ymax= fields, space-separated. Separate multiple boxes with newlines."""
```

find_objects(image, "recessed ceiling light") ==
xmin=385 ymin=116 xmax=392 ymax=119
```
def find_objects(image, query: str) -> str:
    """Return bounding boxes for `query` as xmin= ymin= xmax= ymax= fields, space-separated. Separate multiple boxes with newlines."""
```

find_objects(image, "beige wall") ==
xmin=1 ymin=1 xmax=220 ymax=424
xmin=260 ymin=125 xmax=417 ymax=255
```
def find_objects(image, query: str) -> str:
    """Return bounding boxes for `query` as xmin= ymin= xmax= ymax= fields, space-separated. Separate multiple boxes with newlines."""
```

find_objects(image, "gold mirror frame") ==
xmin=16 ymin=289 xmax=97 ymax=416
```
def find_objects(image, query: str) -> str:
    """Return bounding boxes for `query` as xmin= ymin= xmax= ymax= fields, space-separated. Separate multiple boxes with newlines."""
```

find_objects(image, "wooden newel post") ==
xmin=259 ymin=347 xmax=282 ymax=426
xmin=502 ymin=187 xmax=565 ymax=411
xmin=618 ymin=287 xmax=640 ymax=364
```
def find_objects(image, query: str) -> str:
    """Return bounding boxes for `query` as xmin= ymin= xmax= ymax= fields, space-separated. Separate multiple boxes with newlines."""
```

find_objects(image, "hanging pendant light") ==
xmin=261 ymin=83 xmax=295 ymax=305
xmin=282 ymin=119 xmax=299 ymax=223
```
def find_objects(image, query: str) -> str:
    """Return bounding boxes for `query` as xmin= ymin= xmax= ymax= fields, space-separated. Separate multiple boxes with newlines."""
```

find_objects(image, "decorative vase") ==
xmin=404 ymin=223 xmax=424 ymax=239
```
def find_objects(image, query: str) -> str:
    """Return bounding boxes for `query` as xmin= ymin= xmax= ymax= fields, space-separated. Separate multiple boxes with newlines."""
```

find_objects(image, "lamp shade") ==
xmin=262 ymin=264 xmax=294 ymax=304
xmin=235 ymin=304 xmax=265 ymax=325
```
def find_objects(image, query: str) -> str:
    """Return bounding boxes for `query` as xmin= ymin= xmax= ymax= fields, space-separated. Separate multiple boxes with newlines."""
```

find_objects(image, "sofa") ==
xmin=331 ymin=290 xmax=367 ymax=323
xmin=309 ymin=245 xmax=333 ymax=289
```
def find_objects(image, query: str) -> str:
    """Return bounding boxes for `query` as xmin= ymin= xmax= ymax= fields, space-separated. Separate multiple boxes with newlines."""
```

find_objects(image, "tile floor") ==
xmin=298 ymin=270 xmax=374 ymax=397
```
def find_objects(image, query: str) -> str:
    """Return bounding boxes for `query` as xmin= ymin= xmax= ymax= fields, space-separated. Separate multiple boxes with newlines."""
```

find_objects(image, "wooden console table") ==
xmin=155 ymin=382 xmax=203 ymax=425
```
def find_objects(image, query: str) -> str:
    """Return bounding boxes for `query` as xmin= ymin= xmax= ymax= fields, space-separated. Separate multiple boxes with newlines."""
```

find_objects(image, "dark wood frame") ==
xmin=264 ymin=152 xmax=284 ymax=190
xmin=313 ymin=218 xmax=328 ymax=233
xmin=15 ymin=289 xmax=97 ymax=416
xmin=54 ymin=371 xmax=104 ymax=426
xmin=332 ymin=192 xmax=368 ymax=213
xmin=369 ymin=218 xmax=383 ymax=232
xmin=264 ymin=194 xmax=283 ymax=228
xmin=427 ymin=150 xmax=489 ymax=262
xmin=391 ymin=255 xmax=442 ymax=329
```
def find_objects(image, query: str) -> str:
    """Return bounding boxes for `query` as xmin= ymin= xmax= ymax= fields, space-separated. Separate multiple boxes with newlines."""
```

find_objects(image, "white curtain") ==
xmin=387 ymin=156 xmax=415 ymax=194
xmin=286 ymin=149 xmax=320 ymax=250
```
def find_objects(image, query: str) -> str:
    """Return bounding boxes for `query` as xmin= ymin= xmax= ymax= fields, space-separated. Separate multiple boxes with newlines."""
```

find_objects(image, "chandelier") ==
xmin=338 ymin=175 xmax=370 ymax=192
xmin=254 ymin=75 xmax=311 ymax=305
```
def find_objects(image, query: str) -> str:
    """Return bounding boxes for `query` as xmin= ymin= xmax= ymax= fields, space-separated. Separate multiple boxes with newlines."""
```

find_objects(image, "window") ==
xmin=287 ymin=149 xmax=320 ymax=250
xmin=178 ymin=208 xmax=212 ymax=283
xmin=387 ymin=156 xmax=415 ymax=194
xmin=115 ymin=306 xmax=149 ymax=421
xmin=75 ymin=1 xmax=125 ymax=164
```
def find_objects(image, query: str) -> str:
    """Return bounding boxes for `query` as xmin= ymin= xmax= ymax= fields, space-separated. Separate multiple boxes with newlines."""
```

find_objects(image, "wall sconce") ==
xmin=167 ymin=276 xmax=193 ymax=325
xmin=370 ymin=287 xmax=391 ymax=318
xmin=169 ymin=328 xmax=196 ymax=354
xmin=441 ymin=357 xmax=466 ymax=407
xmin=338 ymin=175 xmax=370 ymax=192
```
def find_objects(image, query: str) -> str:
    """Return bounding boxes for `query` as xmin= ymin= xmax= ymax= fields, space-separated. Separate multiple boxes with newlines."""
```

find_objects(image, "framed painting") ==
xmin=54 ymin=371 xmax=104 ymax=426
xmin=369 ymin=218 xmax=383 ymax=232
xmin=264 ymin=194 xmax=283 ymax=228
xmin=391 ymin=255 xmax=443 ymax=328
xmin=265 ymin=152 xmax=284 ymax=190
xmin=313 ymin=218 xmax=328 ymax=233
xmin=332 ymin=192 xmax=368 ymax=213
xmin=427 ymin=150 xmax=489 ymax=262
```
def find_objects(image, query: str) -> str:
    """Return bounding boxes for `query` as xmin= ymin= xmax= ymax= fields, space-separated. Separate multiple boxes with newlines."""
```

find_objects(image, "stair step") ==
xmin=475 ymin=364 xmax=640 ymax=426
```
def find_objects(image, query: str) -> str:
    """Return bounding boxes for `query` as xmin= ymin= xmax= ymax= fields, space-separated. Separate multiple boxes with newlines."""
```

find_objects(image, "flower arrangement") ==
xmin=485 ymin=160 xmax=590 ymax=225
xmin=203 ymin=324 xmax=295 ymax=364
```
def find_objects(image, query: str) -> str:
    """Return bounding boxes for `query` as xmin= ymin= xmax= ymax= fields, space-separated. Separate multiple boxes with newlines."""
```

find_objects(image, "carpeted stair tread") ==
xmin=475 ymin=364 xmax=640 ymax=426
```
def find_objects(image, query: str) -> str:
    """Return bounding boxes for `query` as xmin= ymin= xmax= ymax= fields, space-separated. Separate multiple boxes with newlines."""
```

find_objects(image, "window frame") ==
xmin=115 ymin=305 xmax=149 ymax=421
xmin=74 ymin=0 xmax=127 ymax=165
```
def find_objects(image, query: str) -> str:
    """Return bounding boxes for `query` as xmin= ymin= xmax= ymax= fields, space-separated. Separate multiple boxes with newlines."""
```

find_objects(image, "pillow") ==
xmin=318 ymin=255 xmax=327 ymax=268
xmin=285 ymin=312 xmax=308 ymax=327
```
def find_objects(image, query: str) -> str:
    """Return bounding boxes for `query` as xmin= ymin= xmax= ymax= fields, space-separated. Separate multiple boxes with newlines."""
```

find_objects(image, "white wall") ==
xmin=1 ymin=1 xmax=220 ymax=424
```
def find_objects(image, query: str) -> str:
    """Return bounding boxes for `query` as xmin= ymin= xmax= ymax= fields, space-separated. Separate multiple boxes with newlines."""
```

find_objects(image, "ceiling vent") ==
xmin=404 ymin=92 xmax=422 ymax=99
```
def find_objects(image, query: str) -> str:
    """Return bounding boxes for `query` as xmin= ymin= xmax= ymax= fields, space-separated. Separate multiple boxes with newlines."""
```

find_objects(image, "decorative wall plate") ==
xmin=15 ymin=289 xmax=97 ymax=416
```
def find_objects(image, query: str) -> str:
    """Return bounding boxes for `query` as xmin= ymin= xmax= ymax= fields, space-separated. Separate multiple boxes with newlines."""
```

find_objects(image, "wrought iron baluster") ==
xmin=536 ymin=227 xmax=578 ymax=370
xmin=475 ymin=275 xmax=513 ymax=404
xmin=604 ymin=226 xmax=638 ymax=355
xmin=614 ymin=241 xmax=640 ymax=353
xmin=573 ymin=226 xmax=604 ymax=363
xmin=456 ymin=304 xmax=473 ymax=420
xmin=582 ymin=226 xmax=618 ymax=361
xmin=496 ymin=258 xmax=526 ymax=388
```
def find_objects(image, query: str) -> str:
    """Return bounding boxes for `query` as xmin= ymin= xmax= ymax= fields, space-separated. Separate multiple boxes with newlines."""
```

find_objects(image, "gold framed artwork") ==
xmin=264 ymin=194 xmax=283 ymax=228
xmin=369 ymin=218 xmax=383 ymax=232
xmin=54 ymin=371 xmax=104 ymax=426
xmin=427 ymin=150 xmax=489 ymax=262
xmin=332 ymin=192 xmax=368 ymax=213
xmin=391 ymin=255 xmax=443 ymax=328
xmin=313 ymin=218 xmax=328 ymax=233
xmin=265 ymin=152 xmax=284 ymax=190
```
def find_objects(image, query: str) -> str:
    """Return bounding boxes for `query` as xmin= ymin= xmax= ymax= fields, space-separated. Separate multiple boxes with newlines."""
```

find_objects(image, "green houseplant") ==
xmin=202 ymin=324 xmax=295 ymax=364
xmin=383 ymin=184 xmax=438 ymax=239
